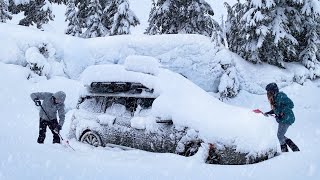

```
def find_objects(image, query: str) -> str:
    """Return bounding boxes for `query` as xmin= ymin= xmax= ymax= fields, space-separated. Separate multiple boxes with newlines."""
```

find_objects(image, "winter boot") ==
xmin=285 ymin=139 xmax=300 ymax=152
xmin=281 ymin=144 xmax=288 ymax=152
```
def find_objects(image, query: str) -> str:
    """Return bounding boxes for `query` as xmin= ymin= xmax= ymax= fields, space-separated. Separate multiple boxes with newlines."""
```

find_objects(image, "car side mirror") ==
xmin=156 ymin=117 xmax=173 ymax=125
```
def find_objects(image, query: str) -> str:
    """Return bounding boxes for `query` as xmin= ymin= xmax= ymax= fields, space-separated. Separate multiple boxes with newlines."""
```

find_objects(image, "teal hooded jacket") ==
xmin=273 ymin=92 xmax=295 ymax=125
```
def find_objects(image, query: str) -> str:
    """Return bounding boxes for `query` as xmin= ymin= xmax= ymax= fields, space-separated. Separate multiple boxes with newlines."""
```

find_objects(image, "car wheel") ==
xmin=183 ymin=141 xmax=201 ymax=157
xmin=80 ymin=131 xmax=102 ymax=147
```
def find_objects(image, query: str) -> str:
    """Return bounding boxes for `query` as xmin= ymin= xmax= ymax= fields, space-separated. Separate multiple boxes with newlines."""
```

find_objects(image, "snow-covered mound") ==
xmin=0 ymin=23 xmax=313 ymax=94
xmin=80 ymin=64 xmax=279 ymax=154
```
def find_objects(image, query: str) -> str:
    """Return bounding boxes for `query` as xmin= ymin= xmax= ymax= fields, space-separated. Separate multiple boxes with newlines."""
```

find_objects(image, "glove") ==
xmin=54 ymin=124 xmax=62 ymax=132
xmin=34 ymin=98 xmax=41 ymax=106
xmin=278 ymin=112 xmax=285 ymax=119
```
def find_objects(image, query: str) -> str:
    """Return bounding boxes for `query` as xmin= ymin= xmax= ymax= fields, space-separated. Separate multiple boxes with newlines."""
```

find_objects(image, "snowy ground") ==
xmin=0 ymin=62 xmax=319 ymax=179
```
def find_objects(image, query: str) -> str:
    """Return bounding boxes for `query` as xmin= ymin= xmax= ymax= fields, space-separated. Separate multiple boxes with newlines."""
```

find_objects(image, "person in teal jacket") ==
xmin=264 ymin=83 xmax=300 ymax=152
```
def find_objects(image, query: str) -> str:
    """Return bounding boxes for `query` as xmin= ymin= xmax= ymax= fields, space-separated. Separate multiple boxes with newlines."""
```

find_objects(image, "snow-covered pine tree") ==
xmin=299 ymin=0 xmax=320 ymax=79
xmin=228 ymin=0 xmax=303 ymax=68
xmin=82 ymin=0 xmax=107 ymax=38
xmin=76 ymin=0 xmax=89 ymax=29
xmin=146 ymin=0 xmax=215 ymax=37
xmin=19 ymin=0 xmax=54 ymax=29
xmin=65 ymin=0 xmax=81 ymax=36
xmin=145 ymin=0 xmax=172 ymax=35
xmin=224 ymin=1 xmax=246 ymax=55
xmin=0 ymin=0 xmax=12 ymax=22
xmin=218 ymin=59 xmax=240 ymax=99
xmin=51 ymin=0 xmax=66 ymax=4
xmin=102 ymin=0 xmax=117 ymax=31
xmin=109 ymin=0 xmax=139 ymax=35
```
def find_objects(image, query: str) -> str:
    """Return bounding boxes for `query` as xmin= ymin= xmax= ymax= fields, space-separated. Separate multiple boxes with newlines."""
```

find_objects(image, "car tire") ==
xmin=183 ymin=141 xmax=201 ymax=157
xmin=80 ymin=130 xmax=103 ymax=147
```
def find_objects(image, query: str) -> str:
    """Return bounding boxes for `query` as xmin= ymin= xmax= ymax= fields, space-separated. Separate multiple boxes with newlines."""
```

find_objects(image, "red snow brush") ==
xmin=253 ymin=109 xmax=264 ymax=114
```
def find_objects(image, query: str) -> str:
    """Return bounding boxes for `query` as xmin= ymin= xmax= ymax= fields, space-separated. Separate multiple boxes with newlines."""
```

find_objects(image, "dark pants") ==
xmin=37 ymin=119 xmax=60 ymax=144
xmin=277 ymin=123 xmax=290 ymax=145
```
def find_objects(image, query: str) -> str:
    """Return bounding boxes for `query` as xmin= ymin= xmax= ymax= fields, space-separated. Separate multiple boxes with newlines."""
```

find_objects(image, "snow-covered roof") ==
xmin=81 ymin=64 xmax=157 ymax=90
xmin=80 ymin=64 xmax=278 ymax=154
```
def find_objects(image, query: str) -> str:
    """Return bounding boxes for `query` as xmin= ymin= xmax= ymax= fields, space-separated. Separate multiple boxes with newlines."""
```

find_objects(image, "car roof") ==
xmin=80 ymin=64 xmax=159 ymax=97
xmin=81 ymin=65 xmax=157 ymax=88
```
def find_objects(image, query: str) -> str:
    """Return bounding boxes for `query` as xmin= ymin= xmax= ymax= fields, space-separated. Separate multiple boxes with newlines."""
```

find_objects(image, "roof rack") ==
xmin=88 ymin=82 xmax=154 ymax=94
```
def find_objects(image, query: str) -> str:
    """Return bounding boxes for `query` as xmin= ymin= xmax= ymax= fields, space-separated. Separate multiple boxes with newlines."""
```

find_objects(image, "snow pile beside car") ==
xmin=80 ymin=61 xmax=279 ymax=154
xmin=124 ymin=55 xmax=161 ymax=75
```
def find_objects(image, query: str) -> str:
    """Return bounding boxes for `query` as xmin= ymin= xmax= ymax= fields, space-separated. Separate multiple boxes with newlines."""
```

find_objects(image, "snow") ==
xmin=2 ymin=22 xmax=314 ymax=95
xmin=81 ymin=64 xmax=157 ymax=91
xmin=25 ymin=46 xmax=51 ymax=76
xmin=97 ymin=114 xmax=116 ymax=126
xmin=124 ymin=55 xmax=161 ymax=75
xmin=1 ymin=2 xmax=320 ymax=177
xmin=1 ymin=40 xmax=320 ymax=180
xmin=130 ymin=117 xmax=147 ymax=130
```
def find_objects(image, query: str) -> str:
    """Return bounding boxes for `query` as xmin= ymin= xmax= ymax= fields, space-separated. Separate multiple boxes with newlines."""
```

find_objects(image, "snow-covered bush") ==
xmin=25 ymin=46 xmax=50 ymax=77
xmin=24 ymin=42 xmax=65 ymax=79
xmin=218 ymin=58 xmax=240 ymax=99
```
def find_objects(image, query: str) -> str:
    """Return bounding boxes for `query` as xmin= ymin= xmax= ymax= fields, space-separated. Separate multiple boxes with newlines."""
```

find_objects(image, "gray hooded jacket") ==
xmin=30 ymin=91 xmax=66 ymax=127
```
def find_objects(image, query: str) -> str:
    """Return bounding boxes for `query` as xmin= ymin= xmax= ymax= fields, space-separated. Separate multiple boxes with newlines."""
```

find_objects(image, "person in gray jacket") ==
xmin=30 ymin=91 xmax=66 ymax=144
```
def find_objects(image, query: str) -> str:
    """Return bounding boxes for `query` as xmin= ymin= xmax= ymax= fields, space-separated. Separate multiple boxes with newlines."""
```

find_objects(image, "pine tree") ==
xmin=102 ymin=0 xmax=117 ymax=31
xmin=224 ymin=1 xmax=246 ymax=55
xmin=299 ymin=0 xmax=320 ymax=79
xmin=145 ymin=0 xmax=172 ymax=35
xmin=109 ymin=0 xmax=139 ymax=35
xmin=75 ymin=0 xmax=88 ymax=29
xmin=82 ymin=0 xmax=107 ymax=38
xmin=65 ymin=0 xmax=81 ymax=36
xmin=227 ymin=0 xmax=303 ymax=68
xmin=146 ymin=0 xmax=215 ymax=37
xmin=19 ymin=0 xmax=54 ymax=29
xmin=0 ymin=0 xmax=12 ymax=23
xmin=51 ymin=0 xmax=66 ymax=4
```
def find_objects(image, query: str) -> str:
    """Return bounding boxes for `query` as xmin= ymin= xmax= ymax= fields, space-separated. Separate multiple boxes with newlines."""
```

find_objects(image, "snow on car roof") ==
xmin=81 ymin=64 xmax=278 ymax=154
xmin=81 ymin=64 xmax=157 ymax=89
xmin=124 ymin=55 xmax=161 ymax=75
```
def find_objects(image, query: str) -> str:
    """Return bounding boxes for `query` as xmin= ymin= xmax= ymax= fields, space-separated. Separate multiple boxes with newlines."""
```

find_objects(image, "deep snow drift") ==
xmin=0 ymin=23 xmax=313 ymax=95
xmin=0 ymin=60 xmax=319 ymax=179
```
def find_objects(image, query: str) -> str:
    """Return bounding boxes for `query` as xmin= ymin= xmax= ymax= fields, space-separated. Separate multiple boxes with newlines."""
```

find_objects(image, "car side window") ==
xmin=78 ymin=96 xmax=108 ymax=113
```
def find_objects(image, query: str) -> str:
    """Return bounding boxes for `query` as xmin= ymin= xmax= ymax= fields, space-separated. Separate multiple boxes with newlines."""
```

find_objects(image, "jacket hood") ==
xmin=265 ymin=83 xmax=279 ymax=94
xmin=53 ymin=91 xmax=66 ymax=103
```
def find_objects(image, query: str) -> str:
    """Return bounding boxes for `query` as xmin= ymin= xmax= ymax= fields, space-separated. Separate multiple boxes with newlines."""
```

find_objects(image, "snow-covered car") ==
xmin=69 ymin=55 xmax=278 ymax=165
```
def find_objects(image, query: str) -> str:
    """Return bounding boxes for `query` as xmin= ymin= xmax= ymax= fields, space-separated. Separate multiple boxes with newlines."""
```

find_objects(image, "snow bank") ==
xmin=124 ymin=55 xmax=160 ymax=75
xmin=0 ymin=23 xmax=315 ymax=94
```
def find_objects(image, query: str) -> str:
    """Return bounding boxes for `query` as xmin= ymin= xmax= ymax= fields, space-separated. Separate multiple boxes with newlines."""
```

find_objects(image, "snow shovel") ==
xmin=38 ymin=103 xmax=75 ymax=151
xmin=252 ymin=109 xmax=274 ymax=117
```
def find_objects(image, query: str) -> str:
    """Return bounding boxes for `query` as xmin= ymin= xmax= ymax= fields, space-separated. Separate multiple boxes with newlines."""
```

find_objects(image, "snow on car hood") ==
xmin=81 ymin=64 xmax=279 ymax=153
xmin=153 ymin=69 xmax=278 ymax=153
